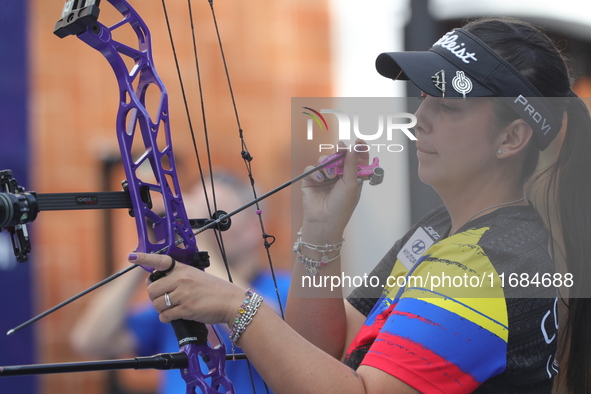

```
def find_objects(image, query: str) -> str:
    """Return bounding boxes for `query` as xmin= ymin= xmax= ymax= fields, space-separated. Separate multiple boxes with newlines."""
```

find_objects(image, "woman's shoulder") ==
xmin=454 ymin=204 xmax=555 ymax=298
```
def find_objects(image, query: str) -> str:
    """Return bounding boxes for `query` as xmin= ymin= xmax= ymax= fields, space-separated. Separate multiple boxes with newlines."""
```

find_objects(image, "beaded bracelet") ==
xmin=229 ymin=289 xmax=264 ymax=357
xmin=292 ymin=229 xmax=344 ymax=276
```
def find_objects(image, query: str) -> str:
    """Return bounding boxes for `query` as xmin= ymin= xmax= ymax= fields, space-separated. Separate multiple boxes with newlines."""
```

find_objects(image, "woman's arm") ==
xmin=136 ymin=252 xmax=420 ymax=394
xmin=285 ymin=145 xmax=368 ymax=357
xmin=238 ymin=301 xmax=420 ymax=394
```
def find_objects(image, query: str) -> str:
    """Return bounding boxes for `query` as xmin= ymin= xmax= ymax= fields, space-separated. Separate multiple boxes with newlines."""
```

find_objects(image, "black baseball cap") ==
xmin=376 ymin=28 xmax=563 ymax=150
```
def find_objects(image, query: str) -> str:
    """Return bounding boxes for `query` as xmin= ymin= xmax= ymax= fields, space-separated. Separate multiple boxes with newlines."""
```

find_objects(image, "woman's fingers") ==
xmin=128 ymin=252 xmax=243 ymax=325
xmin=128 ymin=253 xmax=181 ymax=303
xmin=302 ymin=164 xmax=326 ymax=184
xmin=128 ymin=252 xmax=173 ymax=271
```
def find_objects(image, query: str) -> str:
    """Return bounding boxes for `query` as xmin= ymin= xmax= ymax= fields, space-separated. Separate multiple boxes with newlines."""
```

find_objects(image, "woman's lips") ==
xmin=416 ymin=145 xmax=436 ymax=154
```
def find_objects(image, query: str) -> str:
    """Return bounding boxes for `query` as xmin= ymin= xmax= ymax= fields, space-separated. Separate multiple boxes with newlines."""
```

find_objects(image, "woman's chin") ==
xmin=417 ymin=166 xmax=446 ymax=190
xmin=417 ymin=164 xmax=434 ymax=185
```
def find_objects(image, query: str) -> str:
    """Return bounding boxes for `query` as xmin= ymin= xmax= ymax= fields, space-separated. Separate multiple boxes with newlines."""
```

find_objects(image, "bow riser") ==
xmin=55 ymin=1 xmax=234 ymax=392
xmin=181 ymin=343 xmax=234 ymax=394
xmin=71 ymin=0 xmax=197 ymax=265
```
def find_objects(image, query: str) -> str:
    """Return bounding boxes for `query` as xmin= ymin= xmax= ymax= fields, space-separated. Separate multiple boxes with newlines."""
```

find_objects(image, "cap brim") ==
xmin=376 ymin=51 xmax=495 ymax=98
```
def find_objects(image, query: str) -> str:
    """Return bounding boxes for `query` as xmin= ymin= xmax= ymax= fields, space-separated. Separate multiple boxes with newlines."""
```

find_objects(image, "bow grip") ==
xmin=148 ymin=268 xmax=209 ymax=347
xmin=149 ymin=268 xmax=235 ymax=394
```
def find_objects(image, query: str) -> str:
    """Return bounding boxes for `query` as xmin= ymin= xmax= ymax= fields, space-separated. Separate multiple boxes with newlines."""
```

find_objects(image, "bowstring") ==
xmin=184 ymin=0 xmax=233 ymax=284
xmin=160 ymin=0 xmax=234 ymax=284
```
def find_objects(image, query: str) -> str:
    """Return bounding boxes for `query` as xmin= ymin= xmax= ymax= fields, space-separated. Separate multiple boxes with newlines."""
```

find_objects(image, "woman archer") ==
xmin=128 ymin=17 xmax=591 ymax=393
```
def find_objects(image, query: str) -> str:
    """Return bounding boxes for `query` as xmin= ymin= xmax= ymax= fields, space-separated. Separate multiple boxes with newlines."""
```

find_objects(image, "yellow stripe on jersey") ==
xmin=384 ymin=227 xmax=508 ymax=341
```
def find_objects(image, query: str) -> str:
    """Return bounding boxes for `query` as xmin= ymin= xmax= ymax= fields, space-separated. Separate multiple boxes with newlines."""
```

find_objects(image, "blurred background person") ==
xmin=71 ymin=172 xmax=290 ymax=394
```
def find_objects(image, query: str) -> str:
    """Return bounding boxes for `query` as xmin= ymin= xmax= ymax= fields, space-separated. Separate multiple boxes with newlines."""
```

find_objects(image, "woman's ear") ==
xmin=496 ymin=119 xmax=533 ymax=158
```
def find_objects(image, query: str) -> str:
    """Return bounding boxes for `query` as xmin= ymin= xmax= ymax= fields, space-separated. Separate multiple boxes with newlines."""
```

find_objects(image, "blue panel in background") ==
xmin=0 ymin=0 xmax=37 ymax=392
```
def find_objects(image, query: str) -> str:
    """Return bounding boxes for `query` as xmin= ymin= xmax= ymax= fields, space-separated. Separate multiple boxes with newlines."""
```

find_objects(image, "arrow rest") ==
xmin=189 ymin=210 xmax=232 ymax=233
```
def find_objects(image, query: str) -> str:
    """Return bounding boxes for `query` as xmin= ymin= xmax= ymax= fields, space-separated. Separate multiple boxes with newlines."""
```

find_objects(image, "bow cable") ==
xmin=208 ymin=0 xmax=286 ymax=320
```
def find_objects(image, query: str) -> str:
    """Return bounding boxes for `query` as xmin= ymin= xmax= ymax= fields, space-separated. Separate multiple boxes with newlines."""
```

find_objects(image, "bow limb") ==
xmin=54 ymin=1 xmax=234 ymax=392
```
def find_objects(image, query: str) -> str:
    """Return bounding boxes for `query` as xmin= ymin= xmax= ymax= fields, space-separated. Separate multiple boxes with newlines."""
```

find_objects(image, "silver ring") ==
xmin=164 ymin=292 xmax=172 ymax=308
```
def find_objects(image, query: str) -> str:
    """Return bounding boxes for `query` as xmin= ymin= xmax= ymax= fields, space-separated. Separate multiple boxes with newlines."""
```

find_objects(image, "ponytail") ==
xmin=551 ymin=96 xmax=591 ymax=393
xmin=464 ymin=17 xmax=591 ymax=393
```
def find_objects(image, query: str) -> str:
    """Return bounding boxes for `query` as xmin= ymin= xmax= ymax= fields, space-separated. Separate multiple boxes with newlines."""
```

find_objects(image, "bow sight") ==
xmin=0 ymin=170 xmax=37 ymax=262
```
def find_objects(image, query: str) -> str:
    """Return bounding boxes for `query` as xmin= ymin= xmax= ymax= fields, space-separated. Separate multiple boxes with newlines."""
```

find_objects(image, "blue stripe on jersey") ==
xmin=381 ymin=297 xmax=507 ymax=383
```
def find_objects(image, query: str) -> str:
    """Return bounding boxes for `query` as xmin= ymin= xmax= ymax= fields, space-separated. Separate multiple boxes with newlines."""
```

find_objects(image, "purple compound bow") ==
xmin=53 ymin=1 xmax=234 ymax=392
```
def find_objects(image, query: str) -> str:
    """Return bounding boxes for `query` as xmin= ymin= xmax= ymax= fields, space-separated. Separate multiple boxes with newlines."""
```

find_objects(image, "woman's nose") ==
xmin=413 ymin=99 xmax=430 ymax=135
